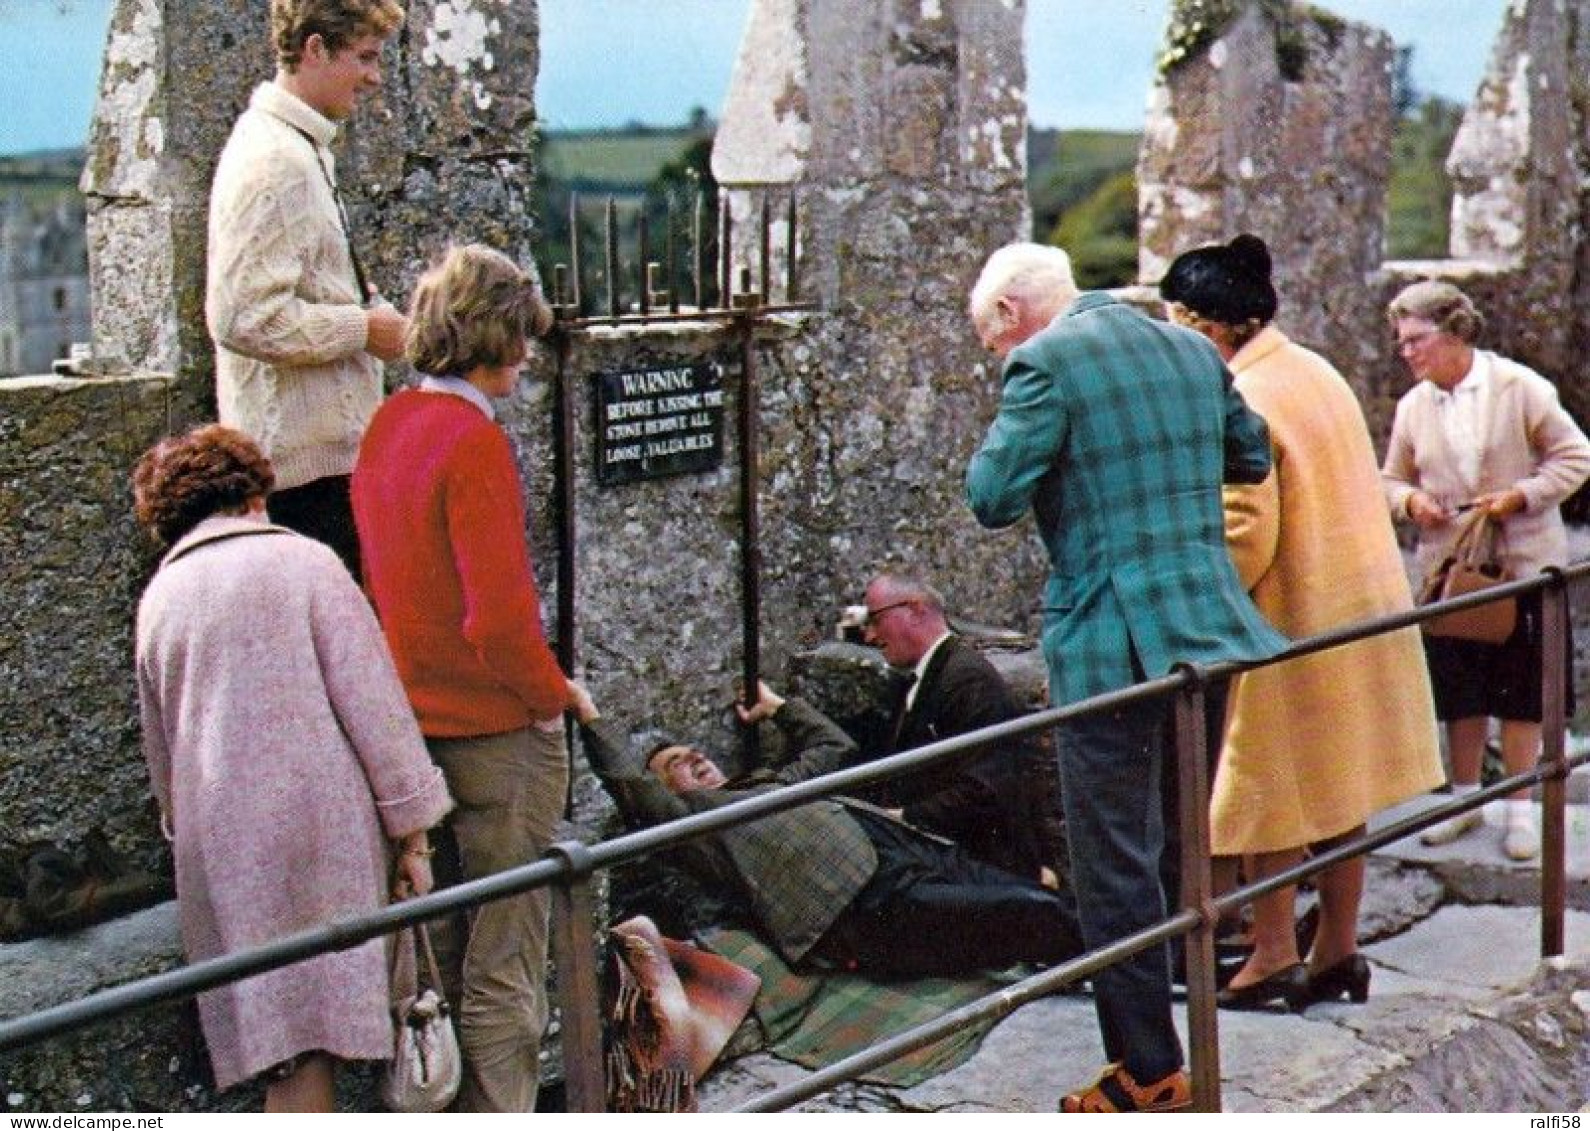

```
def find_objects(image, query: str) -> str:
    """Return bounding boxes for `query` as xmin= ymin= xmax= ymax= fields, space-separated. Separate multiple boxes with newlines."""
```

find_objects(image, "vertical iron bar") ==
xmin=604 ymin=196 xmax=619 ymax=322
xmin=637 ymin=209 xmax=651 ymax=319
xmin=758 ymin=192 xmax=771 ymax=308
xmin=1172 ymin=668 xmax=1221 ymax=1113
xmin=568 ymin=192 xmax=583 ymax=316
xmin=1540 ymin=573 xmax=1569 ymax=957
xmin=720 ymin=196 xmax=734 ymax=310
xmin=738 ymin=324 xmax=762 ymax=765
xmin=693 ymin=191 xmax=705 ymax=311
xmin=666 ymin=198 xmax=679 ymax=314
xmin=547 ymin=845 xmax=604 ymax=1112
xmin=785 ymin=193 xmax=798 ymax=303
xmin=552 ymin=330 xmax=579 ymax=816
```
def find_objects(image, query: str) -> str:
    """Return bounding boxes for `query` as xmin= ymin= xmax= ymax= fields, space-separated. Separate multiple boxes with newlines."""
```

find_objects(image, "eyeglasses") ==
xmin=863 ymin=599 xmax=914 ymax=627
xmin=1396 ymin=329 xmax=1441 ymax=353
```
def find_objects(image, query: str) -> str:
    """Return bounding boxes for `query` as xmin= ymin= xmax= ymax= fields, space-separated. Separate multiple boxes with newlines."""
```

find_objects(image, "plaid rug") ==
xmin=701 ymin=927 xmax=1025 ymax=1087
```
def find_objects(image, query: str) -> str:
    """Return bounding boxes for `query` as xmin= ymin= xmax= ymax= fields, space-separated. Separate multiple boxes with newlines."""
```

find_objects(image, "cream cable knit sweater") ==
xmin=206 ymin=82 xmax=378 ymax=491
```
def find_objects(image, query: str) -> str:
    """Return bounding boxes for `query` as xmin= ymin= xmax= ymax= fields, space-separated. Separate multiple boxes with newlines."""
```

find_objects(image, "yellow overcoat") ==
xmin=1214 ymin=327 xmax=1444 ymax=854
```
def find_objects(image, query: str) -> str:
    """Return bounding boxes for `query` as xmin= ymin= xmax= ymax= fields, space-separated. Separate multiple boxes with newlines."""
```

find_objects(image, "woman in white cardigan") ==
xmin=1382 ymin=280 xmax=1590 ymax=860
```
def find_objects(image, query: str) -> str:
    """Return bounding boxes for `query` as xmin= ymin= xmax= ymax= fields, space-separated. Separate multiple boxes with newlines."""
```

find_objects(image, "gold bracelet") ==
xmin=401 ymin=845 xmax=435 ymax=858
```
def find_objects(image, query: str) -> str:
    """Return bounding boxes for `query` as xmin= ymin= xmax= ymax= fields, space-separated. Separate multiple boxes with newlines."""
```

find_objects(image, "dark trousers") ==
xmin=1159 ymin=677 xmax=1230 ymax=917
xmin=1058 ymin=693 xmax=1183 ymax=1084
xmin=814 ymin=810 xmax=1083 ymax=979
xmin=267 ymin=474 xmax=361 ymax=579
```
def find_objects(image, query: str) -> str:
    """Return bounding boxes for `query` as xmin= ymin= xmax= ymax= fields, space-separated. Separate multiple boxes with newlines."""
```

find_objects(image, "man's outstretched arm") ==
xmin=573 ymin=693 xmax=690 ymax=829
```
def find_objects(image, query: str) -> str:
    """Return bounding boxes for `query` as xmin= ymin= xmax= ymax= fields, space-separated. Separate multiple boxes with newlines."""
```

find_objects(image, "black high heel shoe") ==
xmin=1215 ymin=962 xmax=1310 ymax=1013
xmin=1305 ymin=953 xmax=1371 ymax=1004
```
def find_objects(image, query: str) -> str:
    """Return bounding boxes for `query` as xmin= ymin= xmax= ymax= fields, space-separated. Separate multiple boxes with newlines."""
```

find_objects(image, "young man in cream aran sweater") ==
xmin=206 ymin=0 xmax=409 ymax=576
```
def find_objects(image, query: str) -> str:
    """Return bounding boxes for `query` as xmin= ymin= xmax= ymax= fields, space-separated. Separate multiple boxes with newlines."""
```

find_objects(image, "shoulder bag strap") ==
xmin=285 ymin=123 xmax=373 ymax=304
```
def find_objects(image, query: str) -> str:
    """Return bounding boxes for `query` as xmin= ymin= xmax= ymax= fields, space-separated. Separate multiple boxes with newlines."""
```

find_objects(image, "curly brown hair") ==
xmin=406 ymin=243 xmax=554 ymax=377
xmin=132 ymin=425 xmax=276 ymax=548
xmin=271 ymin=0 xmax=404 ymax=71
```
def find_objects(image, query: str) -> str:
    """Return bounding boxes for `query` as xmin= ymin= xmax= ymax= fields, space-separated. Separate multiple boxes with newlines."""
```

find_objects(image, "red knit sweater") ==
xmin=352 ymin=389 xmax=572 ymax=736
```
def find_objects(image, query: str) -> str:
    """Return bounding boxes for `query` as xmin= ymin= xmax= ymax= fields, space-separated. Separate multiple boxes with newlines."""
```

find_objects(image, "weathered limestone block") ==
xmin=1440 ymin=0 xmax=1590 ymax=435
xmin=1448 ymin=0 xmax=1577 ymax=266
xmin=1139 ymin=2 xmax=1394 ymax=427
xmin=715 ymin=0 xmax=1045 ymax=640
xmin=0 ymin=374 xmax=171 ymax=875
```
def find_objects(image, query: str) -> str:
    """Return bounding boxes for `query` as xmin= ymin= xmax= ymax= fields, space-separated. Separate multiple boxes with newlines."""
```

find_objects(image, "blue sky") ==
xmin=0 ymin=0 xmax=1511 ymax=154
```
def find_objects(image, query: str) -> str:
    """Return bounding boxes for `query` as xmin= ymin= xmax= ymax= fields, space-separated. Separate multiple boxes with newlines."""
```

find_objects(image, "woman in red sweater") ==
xmin=352 ymin=243 xmax=580 ymax=1113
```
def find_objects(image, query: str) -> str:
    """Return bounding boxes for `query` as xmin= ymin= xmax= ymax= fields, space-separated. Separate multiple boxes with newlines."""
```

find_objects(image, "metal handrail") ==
xmin=2 ymin=561 xmax=1584 ymax=1113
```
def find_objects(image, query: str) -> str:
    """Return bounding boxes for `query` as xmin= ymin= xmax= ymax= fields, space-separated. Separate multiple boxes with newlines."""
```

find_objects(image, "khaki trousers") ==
xmin=427 ymin=724 xmax=568 ymax=1113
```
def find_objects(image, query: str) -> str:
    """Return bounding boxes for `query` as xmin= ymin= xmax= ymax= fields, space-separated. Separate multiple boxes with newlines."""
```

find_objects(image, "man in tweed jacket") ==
xmin=577 ymin=682 xmax=1082 ymax=978
xmin=965 ymin=243 xmax=1287 ymax=1113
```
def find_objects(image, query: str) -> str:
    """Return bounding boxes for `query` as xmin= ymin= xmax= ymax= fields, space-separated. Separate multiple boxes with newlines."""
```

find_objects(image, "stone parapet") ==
xmin=0 ymin=372 xmax=171 ymax=876
xmin=713 ymin=0 xmax=1045 ymax=637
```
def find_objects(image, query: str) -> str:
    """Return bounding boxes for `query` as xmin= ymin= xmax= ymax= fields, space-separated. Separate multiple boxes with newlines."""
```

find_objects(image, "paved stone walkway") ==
xmin=697 ymin=788 xmax=1590 ymax=1113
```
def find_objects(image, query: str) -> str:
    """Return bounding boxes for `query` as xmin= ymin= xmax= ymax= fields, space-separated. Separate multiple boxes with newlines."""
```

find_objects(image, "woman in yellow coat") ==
xmin=1161 ymin=235 xmax=1443 ymax=1011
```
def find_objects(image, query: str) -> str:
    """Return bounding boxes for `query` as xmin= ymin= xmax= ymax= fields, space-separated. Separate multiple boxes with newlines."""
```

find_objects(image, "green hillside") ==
xmin=538 ymin=128 xmax=702 ymax=194
xmin=0 ymin=148 xmax=84 ymax=206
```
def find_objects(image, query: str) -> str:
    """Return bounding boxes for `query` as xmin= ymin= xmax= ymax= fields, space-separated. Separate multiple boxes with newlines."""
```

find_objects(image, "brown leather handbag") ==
xmin=1419 ymin=509 xmax=1516 ymax=645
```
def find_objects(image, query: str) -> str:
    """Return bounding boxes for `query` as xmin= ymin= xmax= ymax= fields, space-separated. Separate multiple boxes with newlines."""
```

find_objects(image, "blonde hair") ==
xmin=271 ymin=0 xmax=404 ymax=70
xmin=406 ymin=244 xmax=554 ymax=376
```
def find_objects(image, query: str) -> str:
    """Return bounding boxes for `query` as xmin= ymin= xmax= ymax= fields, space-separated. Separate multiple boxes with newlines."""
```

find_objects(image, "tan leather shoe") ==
xmin=1060 ymin=1063 xmax=1191 ymax=1113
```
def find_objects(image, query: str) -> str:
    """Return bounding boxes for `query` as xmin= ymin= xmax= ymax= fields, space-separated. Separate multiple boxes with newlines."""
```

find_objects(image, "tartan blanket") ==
xmin=702 ymin=927 xmax=1024 ymax=1088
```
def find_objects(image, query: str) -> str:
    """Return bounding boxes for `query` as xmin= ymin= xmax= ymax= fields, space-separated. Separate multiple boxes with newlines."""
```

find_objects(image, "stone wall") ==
xmin=0 ymin=373 xmax=171 ymax=874
xmin=1139 ymin=2 xmax=1398 ymax=431
xmin=714 ymin=0 xmax=1046 ymax=640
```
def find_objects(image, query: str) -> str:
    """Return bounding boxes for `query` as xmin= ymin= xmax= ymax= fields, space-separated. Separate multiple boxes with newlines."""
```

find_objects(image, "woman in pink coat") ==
xmin=1383 ymin=281 xmax=1590 ymax=861
xmin=133 ymin=425 xmax=452 ymax=1112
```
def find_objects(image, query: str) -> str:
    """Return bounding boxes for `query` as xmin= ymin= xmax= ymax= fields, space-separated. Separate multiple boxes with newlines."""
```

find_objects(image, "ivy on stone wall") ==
xmin=1159 ymin=0 xmax=1346 ymax=81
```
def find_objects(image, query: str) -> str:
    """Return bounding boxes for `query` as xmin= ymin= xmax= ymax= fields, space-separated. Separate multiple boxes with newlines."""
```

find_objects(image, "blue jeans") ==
xmin=1058 ymin=695 xmax=1183 ymax=1083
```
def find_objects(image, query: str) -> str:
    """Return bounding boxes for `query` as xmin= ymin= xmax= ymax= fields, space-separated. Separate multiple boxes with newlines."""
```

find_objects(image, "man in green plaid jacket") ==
xmin=965 ymin=242 xmax=1288 ymax=1114
xmin=575 ymin=681 xmax=1083 ymax=979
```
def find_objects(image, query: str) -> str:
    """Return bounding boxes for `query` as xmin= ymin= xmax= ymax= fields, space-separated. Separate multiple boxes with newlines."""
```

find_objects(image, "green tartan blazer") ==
xmin=580 ymin=698 xmax=878 ymax=964
xmin=966 ymin=292 xmax=1289 ymax=705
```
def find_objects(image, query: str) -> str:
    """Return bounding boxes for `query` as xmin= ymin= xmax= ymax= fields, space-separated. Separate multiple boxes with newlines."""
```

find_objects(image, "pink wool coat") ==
xmin=135 ymin=517 xmax=451 ymax=1089
xmin=1215 ymin=328 xmax=1444 ymax=854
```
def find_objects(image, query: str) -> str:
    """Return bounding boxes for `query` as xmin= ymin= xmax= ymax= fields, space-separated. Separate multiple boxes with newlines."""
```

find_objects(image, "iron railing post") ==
xmin=736 ymin=311 xmax=763 ymax=765
xmin=1170 ymin=663 xmax=1221 ymax=1113
xmin=545 ymin=841 xmax=605 ymax=1112
xmin=1539 ymin=569 xmax=1569 ymax=957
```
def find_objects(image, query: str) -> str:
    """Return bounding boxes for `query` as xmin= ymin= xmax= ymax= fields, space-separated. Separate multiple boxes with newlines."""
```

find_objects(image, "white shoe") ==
xmin=1503 ymin=822 xmax=1540 ymax=861
xmin=1420 ymin=808 xmax=1483 ymax=846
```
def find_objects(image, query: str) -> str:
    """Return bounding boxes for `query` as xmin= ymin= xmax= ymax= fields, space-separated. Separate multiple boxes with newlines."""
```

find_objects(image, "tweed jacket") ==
xmin=1215 ymin=328 xmax=1443 ymax=853
xmin=1382 ymin=351 xmax=1590 ymax=580
xmin=207 ymin=82 xmax=378 ymax=491
xmin=136 ymin=517 xmax=452 ymax=1088
xmin=869 ymin=635 xmax=1050 ymax=878
xmin=966 ymin=292 xmax=1289 ymax=705
xmin=580 ymin=698 xmax=878 ymax=964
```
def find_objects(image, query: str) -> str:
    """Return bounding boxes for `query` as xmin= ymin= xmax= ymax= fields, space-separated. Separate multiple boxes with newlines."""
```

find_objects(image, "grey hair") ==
xmin=1386 ymin=280 xmax=1485 ymax=344
xmin=968 ymin=242 xmax=1079 ymax=328
xmin=869 ymin=570 xmax=946 ymax=613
